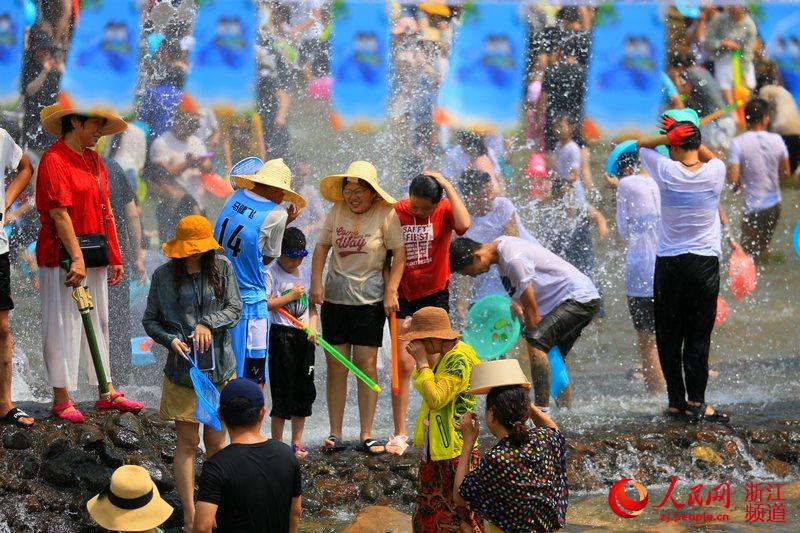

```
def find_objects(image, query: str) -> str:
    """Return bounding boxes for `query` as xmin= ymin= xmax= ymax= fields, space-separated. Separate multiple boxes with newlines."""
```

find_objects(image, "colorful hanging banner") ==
xmin=758 ymin=3 xmax=800 ymax=102
xmin=585 ymin=3 xmax=665 ymax=138
xmin=60 ymin=0 xmax=140 ymax=113
xmin=330 ymin=0 xmax=390 ymax=131
xmin=437 ymin=2 xmax=527 ymax=134
xmin=0 ymin=1 xmax=27 ymax=108
xmin=185 ymin=0 xmax=256 ymax=112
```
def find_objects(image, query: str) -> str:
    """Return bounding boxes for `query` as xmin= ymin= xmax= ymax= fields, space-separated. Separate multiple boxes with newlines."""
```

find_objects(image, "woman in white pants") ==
xmin=35 ymin=102 xmax=143 ymax=423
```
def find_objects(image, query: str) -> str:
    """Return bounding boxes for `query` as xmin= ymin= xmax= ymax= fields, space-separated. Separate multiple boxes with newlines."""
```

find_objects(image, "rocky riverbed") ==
xmin=1 ymin=402 xmax=798 ymax=532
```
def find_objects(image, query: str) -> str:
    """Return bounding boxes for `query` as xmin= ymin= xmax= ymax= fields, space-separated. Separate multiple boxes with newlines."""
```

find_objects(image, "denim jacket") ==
xmin=142 ymin=255 xmax=242 ymax=387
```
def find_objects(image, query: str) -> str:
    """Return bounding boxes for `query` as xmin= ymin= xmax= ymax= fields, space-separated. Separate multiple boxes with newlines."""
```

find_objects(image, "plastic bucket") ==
xmin=548 ymin=346 xmax=569 ymax=398
xmin=462 ymin=295 xmax=520 ymax=361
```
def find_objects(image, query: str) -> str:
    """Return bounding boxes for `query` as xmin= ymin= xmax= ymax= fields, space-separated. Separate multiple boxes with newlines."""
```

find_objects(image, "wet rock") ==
xmin=360 ymin=482 xmax=381 ymax=503
xmin=771 ymin=443 xmax=800 ymax=464
xmin=401 ymin=489 xmax=417 ymax=505
xmin=399 ymin=464 xmax=419 ymax=481
xmin=569 ymin=441 xmax=597 ymax=456
xmin=41 ymin=436 xmax=71 ymax=459
xmin=307 ymin=462 xmax=336 ymax=477
xmin=74 ymin=424 xmax=104 ymax=448
xmin=695 ymin=430 xmax=717 ymax=443
xmin=364 ymin=456 xmax=389 ymax=471
xmin=635 ymin=439 xmax=658 ymax=452
xmin=343 ymin=505 xmax=412 ymax=533
xmin=723 ymin=439 xmax=739 ymax=456
xmin=303 ymin=496 xmax=322 ymax=513
xmin=17 ymin=456 xmax=39 ymax=479
xmin=387 ymin=456 xmax=417 ymax=472
xmin=3 ymin=429 xmax=33 ymax=450
xmin=747 ymin=428 xmax=774 ymax=444
xmin=316 ymin=478 xmax=358 ymax=505
xmin=374 ymin=471 xmax=403 ymax=494
xmin=98 ymin=438 xmax=126 ymax=468
xmin=764 ymin=458 xmax=791 ymax=478
xmin=115 ymin=412 xmax=145 ymax=436
xmin=666 ymin=426 xmax=693 ymax=448
xmin=41 ymin=449 xmax=95 ymax=488
xmin=107 ymin=426 xmax=141 ymax=450
xmin=160 ymin=442 xmax=176 ymax=463
xmin=130 ymin=454 xmax=174 ymax=492
xmin=692 ymin=445 xmax=723 ymax=467
xmin=786 ymin=431 xmax=800 ymax=443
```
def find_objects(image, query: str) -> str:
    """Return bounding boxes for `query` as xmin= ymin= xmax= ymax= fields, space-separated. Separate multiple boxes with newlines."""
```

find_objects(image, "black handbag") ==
xmin=60 ymin=156 xmax=110 ymax=268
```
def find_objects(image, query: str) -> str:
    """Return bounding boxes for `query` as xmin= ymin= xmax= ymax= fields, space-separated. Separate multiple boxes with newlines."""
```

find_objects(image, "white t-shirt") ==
xmin=553 ymin=140 xmax=585 ymax=205
xmin=639 ymin=148 xmax=725 ymax=258
xmin=728 ymin=131 xmax=788 ymax=212
xmin=616 ymin=174 xmax=660 ymax=297
xmin=0 ymin=129 xmax=23 ymax=256
xmin=149 ymin=131 xmax=208 ymax=204
xmin=265 ymin=262 xmax=312 ymax=327
xmin=242 ymin=190 xmax=289 ymax=259
xmin=496 ymin=236 xmax=599 ymax=316
xmin=112 ymin=122 xmax=147 ymax=177
xmin=290 ymin=0 xmax=325 ymax=40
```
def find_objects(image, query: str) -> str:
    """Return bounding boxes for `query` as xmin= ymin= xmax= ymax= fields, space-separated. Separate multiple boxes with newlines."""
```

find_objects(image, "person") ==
xmin=539 ymin=38 xmax=586 ymax=152
xmin=289 ymin=160 xmax=325 ymax=247
xmin=142 ymin=162 xmax=202 ymax=245
xmin=0 ymin=128 xmax=35 ymax=428
xmin=86 ymin=465 xmax=173 ymax=533
xmin=194 ymin=379 xmax=303 ymax=533
xmin=443 ymin=131 xmax=504 ymax=196
xmin=450 ymin=236 xmax=601 ymax=410
xmin=703 ymin=6 xmax=757 ymax=110
xmin=35 ymin=102 xmax=142 ymax=423
xmin=454 ymin=359 xmax=568 ymax=532
xmin=215 ymin=158 xmax=304 ymax=384
xmin=142 ymin=215 xmax=241 ymax=531
xmin=288 ymin=0 xmax=328 ymax=81
xmin=20 ymin=29 xmax=63 ymax=150
xmin=727 ymin=98 xmax=791 ymax=263
xmin=388 ymin=171 xmax=470 ymax=455
xmin=265 ymin=227 xmax=317 ymax=460
xmin=402 ymin=306 xmax=482 ymax=531
xmin=637 ymin=110 xmax=731 ymax=423
xmin=758 ymin=75 xmax=800 ymax=177
xmin=310 ymin=161 xmax=405 ymax=454
xmin=608 ymin=144 xmax=664 ymax=395
xmin=256 ymin=10 xmax=292 ymax=159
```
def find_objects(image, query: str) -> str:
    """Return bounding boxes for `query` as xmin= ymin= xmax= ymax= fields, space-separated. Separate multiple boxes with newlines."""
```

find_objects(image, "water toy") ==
xmin=714 ymin=296 xmax=728 ymax=326
xmin=700 ymin=100 xmax=744 ymax=125
xmin=728 ymin=248 xmax=756 ymax=301
xmin=229 ymin=156 xmax=264 ymax=177
xmin=130 ymin=336 xmax=155 ymax=367
xmin=661 ymin=71 xmax=679 ymax=98
xmin=200 ymin=172 xmax=234 ymax=198
xmin=661 ymin=108 xmax=700 ymax=128
xmin=793 ymin=220 xmax=800 ymax=258
xmin=606 ymin=139 xmax=638 ymax=177
xmin=526 ymin=151 xmax=549 ymax=200
xmin=731 ymin=50 xmax=748 ymax=123
xmin=389 ymin=312 xmax=400 ymax=396
xmin=463 ymin=295 xmax=520 ymax=361
xmin=548 ymin=346 xmax=569 ymax=398
xmin=277 ymin=307 xmax=381 ymax=393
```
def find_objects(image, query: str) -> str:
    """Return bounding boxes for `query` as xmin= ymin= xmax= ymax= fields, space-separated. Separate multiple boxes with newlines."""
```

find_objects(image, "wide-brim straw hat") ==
xmin=40 ymin=99 xmax=127 ymax=137
xmin=162 ymin=215 xmax=223 ymax=259
xmin=86 ymin=465 xmax=173 ymax=531
xmin=469 ymin=359 xmax=532 ymax=395
xmin=401 ymin=306 xmax=460 ymax=342
xmin=233 ymin=157 xmax=307 ymax=208
xmin=319 ymin=160 xmax=396 ymax=205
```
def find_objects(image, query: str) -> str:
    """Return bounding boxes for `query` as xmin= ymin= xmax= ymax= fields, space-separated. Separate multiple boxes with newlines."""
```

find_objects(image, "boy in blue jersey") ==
xmin=215 ymin=158 xmax=305 ymax=385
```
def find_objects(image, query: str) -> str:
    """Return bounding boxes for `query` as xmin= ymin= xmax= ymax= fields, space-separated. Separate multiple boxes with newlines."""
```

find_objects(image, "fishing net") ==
xmin=190 ymin=367 xmax=221 ymax=432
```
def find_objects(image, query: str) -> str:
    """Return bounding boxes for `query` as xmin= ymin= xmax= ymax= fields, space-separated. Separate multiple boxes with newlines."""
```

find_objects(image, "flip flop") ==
xmin=95 ymin=392 xmax=143 ymax=413
xmin=321 ymin=435 xmax=346 ymax=454
xmin=51 ymin=401 xmax=84 ymax=424
xmin=360 ymin=438 xmax=387 ymax=455
xmin=1 ymin=407 xmax=35 ymax=428
xmin=385 ymin=434 xmax=409 ymax=456
xmin=292 ymin=443 xmax=309 ymax=460
xmin=686 ymin=403 xmax=731 ymax=425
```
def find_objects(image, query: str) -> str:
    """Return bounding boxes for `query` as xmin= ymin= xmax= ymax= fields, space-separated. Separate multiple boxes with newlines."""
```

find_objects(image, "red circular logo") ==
xmin=608 ymin=478 xmax=649 ymax=519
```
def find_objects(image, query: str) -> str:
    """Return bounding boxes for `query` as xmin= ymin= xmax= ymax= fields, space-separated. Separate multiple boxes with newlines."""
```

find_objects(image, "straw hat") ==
xmin=401 ymin=306 xmax=460 ymax=342
xmin=233 ymin=158 xmax=306 ymax=208
xmin=419 ymin=2 xmax=452 ymax=17
xmin=319 ymin=160 xmax=396 ymax=205
xmin=468 ymin=359 xmax=531 ymax=395
xmin=86 ymin=465 xmax=173 ymax=532
xmin=40 ymin=99 xmax=127 ymax=137
xmin=162 ymin=215 xmax=223 ymax=259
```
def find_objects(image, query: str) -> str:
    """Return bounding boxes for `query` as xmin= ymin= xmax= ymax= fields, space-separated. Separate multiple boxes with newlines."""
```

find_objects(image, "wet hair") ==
xmin=60 ymin=114 xmax=91 ymax=137
xmin=449 ymin=237 xmax=481 ymax=273
xmin=456 ymin=131 xmax=488 ymax=157
xmin=458 ymin=169 xmax=492 ymax=198
xmin=557 ymin=6 xmax=582 ymax=24
xmin=171 ymin=250 xmax=223 ymax=301
xmin=744 ymin=98 xmax=769 ymax=126
xmin=617 ymin=152 xmax=640 ymax=175
xmin=409 ymin=174 xmax=444 ymax=204
xmin=669 ymin=52 xmax=696 ymax=69
xmin=486 ymin=385 xmax=530 ymax=447
xmin=666 ymin=120 xmax=702 ymax=150
xmin=219 ymin=398 xmax=261 ymax=428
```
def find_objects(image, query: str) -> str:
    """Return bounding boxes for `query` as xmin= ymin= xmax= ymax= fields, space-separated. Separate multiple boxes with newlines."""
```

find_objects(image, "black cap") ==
xmin=220 ymin=378 xmax=265 ymax=410
xmin=281 ymin=227 xmax=306 ymax=255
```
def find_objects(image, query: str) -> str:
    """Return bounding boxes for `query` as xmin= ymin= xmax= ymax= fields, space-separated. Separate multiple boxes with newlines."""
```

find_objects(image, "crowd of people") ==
xmin=0 ymin=1 xmax=798 ymax=532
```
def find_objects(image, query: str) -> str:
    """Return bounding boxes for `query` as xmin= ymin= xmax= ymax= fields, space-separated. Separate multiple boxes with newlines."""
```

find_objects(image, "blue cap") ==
xmin=220 ymin=378 xmax=264 ymax=410
xmin=606 ymin=140 xmax=638 ymax=177
xmin=675 ymin=1 xmax=700 ymax=19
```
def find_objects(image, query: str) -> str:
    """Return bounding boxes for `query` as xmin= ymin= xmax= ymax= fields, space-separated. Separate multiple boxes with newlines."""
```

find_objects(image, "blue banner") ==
xmin=330 ymin=0 xmax=390 ymax=130
xmin=758 ymin=3 xmax=800 ymax=102
xmin=185 ymin=0 xmax=256 ymax=111
xmin=437 ymin=2 xmax=527 ymax=134
xmin=60 ymin=0 xmax=140 ymax=112
xmin=0 ymin=1 xmax=26 ymax=108
xmin=585 ymin=4 xmax=665 ymax=138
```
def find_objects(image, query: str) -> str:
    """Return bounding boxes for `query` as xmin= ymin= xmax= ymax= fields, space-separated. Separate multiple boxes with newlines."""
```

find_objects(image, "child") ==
xmin=450 ymin=236 xmax=601 ymax=410
xmin=265 ymin=227 xmax=317 ymax=460
xmin=403 ymin=306 xmax=482 ymax=531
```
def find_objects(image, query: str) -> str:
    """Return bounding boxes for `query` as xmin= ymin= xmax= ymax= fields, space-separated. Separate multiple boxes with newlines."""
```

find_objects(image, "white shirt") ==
xmin=265 ymin=262 xmax=312 ymax=327
xmin=616 ymin=174 xmax=660 ymax=297
xmin=149 ymin=131 xmax=208 ymax=204
xmin=728 ymin=131 xmax=788 ymax=212
xmin=0 ymin=129 xmax=23 ymax=255
xmin=553 ymin=140 xmax=585 ymax=204
xmin=496 ymin=236 xmax=599 ymax=316
xmin=242 ymin=190 xmax=289 ymax=259
xmin=639 ymin=148 xmax=725 ymax=258
xmin=290 ymin=0 xmax=325 ymax=40
xmin=111 ymin=122 xmax=147 ymax=177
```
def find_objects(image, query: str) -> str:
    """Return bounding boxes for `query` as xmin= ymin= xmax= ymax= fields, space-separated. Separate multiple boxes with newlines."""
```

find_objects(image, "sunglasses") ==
xmin=283 ymin=249 xmax=308 ymax=259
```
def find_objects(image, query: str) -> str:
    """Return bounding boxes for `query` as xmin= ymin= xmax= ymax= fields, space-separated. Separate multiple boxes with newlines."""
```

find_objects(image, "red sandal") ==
xmin=95 ymin=392 xmax=143 ymax=413
xmin=51 ymin=401 xmax=85 ymax=424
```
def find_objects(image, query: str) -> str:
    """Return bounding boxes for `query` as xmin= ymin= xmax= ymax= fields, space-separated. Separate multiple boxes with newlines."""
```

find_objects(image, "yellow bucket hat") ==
xmin=319 ymin=160 xmax=397 ymax=205
xmin=40 ymin=96 xmax=128 ymax=137
xmin=162 ymin=215 xmax=223 ymax=259
xmin=233 ymin=158 xmax=306 ymax=208
xmin=419 ymin=2 xmax=452 ymax=17
xmin=86 ymin=465 xmax=173 ymax=532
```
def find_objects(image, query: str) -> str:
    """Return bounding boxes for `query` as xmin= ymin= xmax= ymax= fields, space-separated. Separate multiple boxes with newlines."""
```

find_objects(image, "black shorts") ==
xmin=321 ymin=302 xmax=386 ymax=347
xmin=268 ymin=324 xmax=316 ymax=419
xmin=397 ymin=289 xmax=450 ymax=319
xmin=627 ymin=296 xmax=655 ymax=333
xmin=524 ymin=298 xmax=600 ymax=357
xmin=783 ymin=134 xmax=800 ymax=173
xmin=0 ymin=253 xmax=13 ymax=311
xmin=244 ymin=357 xmax=267 ymax=385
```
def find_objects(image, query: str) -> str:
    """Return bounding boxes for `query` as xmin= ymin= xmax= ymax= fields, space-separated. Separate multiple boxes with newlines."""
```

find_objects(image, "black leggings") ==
xmin=654 ymin=254 xmax=720 ymax=409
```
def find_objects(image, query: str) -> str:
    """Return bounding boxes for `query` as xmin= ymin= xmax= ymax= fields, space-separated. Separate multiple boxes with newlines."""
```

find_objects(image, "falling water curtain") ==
xmin=330 ymin=0 xmax=391 ymax=131
xmin=0 ymin=0 xmax=26 ymax=108
xmin=60 ymin=0 xmax=141 ymax=114
xmin=758 ymin=2 xmax=800 ymax=102
xmin=436 ymin=1 xmax=528 ymax=134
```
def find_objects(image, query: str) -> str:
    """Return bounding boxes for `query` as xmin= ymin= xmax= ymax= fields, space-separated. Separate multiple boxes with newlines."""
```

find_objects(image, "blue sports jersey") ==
xmin=215 ymin=189 xmax=276 ymax=305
